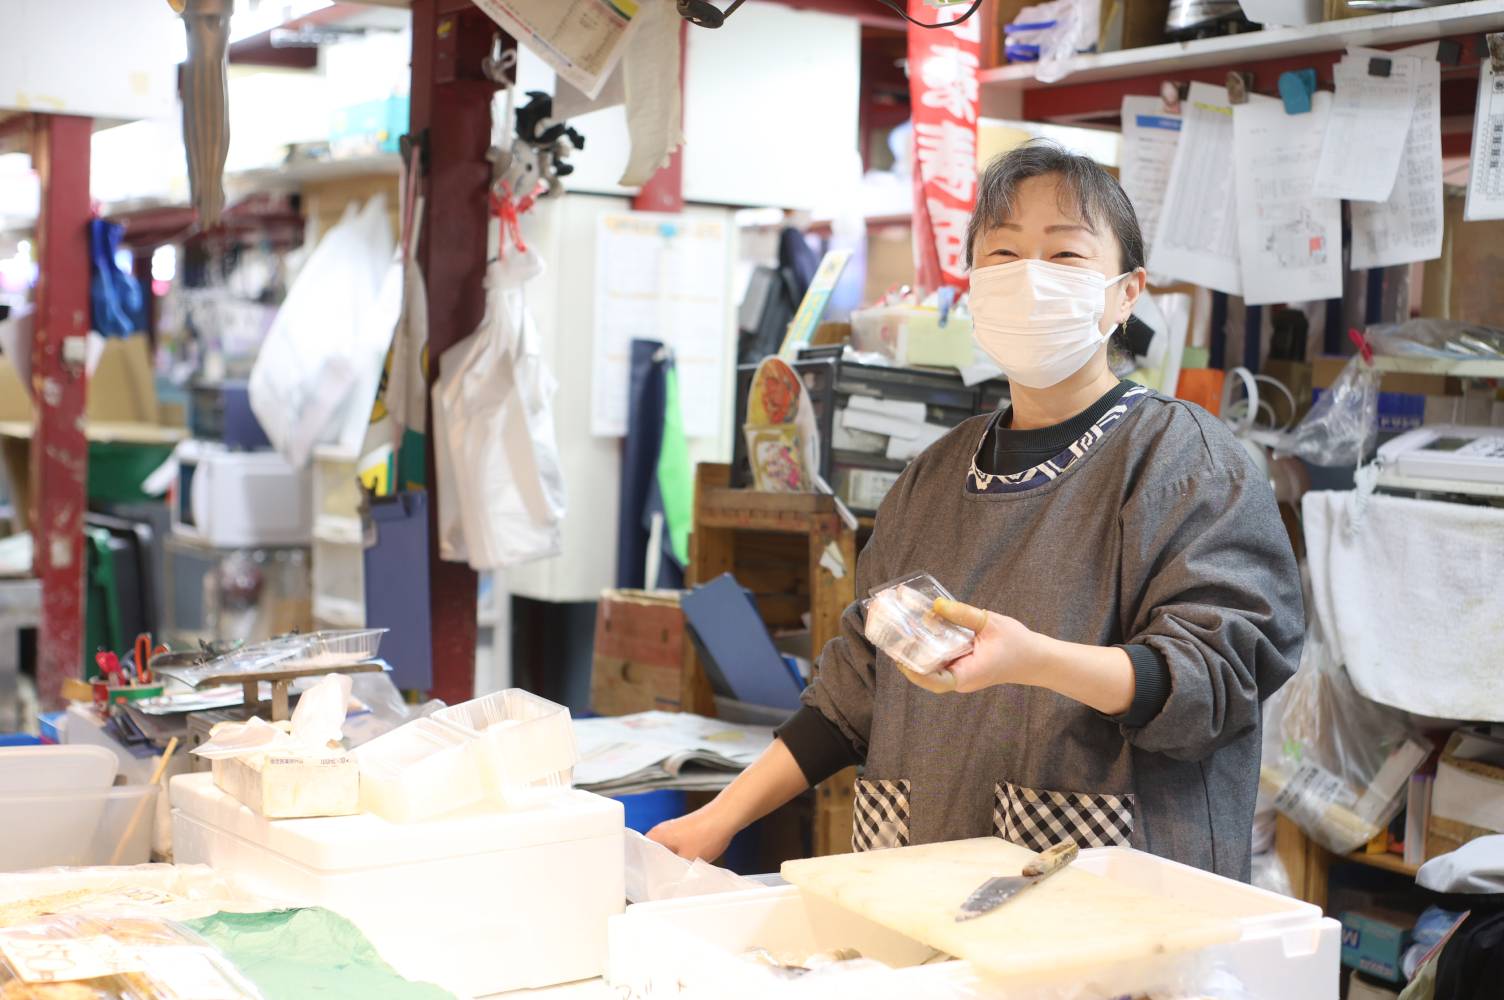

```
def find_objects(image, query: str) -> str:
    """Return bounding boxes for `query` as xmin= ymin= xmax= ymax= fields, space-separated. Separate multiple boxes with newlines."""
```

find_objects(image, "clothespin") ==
xmin=1225 ymin=71 xmax=1253 ymax=106
xmin=1278 ymin=69 xmax=1317 ymax=114
xmin=1436 ymin=39 xmax=1462 ymax=67
xmin=1159 ymin=80 xmax=1187 ymax=115
xmin=1348 ymin=327 xmax=1375 ymax=367
xmin=1488 ymin=32 xmax=1504 ymax=74
xmin=1367 ymin=57 xmax=1392 ymax=78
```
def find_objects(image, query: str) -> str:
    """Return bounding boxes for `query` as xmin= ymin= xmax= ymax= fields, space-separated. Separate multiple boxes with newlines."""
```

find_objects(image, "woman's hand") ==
xmin=647 ymin=802 xmax=737 ymax=862
xmin=928 ymin=598 xmax=1049 ymax=693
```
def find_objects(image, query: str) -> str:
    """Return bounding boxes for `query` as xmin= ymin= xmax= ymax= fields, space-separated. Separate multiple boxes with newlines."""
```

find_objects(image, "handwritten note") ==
xmin=1150 ymin=82 xmax=1242 ymax=295
xmin=1119 ymin=95 xmax=1182 ymax=266
xmin=1313 ymin=51 xmax=1418 ymax=202
xmin=1351 ymin=44 xmax=1444 ymax=268
xmin=1234 ymin=93 xmax=1343 ymax=305
xmin=1466 ymin=54 xmax=1504 ymax=221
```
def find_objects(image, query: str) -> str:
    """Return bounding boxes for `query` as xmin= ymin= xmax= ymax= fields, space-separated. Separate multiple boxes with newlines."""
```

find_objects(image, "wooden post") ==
xmin=30 ymin=113 xmax=92 ymax=708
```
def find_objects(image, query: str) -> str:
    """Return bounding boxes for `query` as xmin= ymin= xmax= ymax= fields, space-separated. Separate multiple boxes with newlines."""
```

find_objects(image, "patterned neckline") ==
xmin=968 ymin=384 xmax=1154 ymax=495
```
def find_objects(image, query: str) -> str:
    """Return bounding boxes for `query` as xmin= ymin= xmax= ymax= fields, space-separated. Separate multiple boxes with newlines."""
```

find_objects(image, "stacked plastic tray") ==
xmin=355 ymin=689 xmax=578 ymax=823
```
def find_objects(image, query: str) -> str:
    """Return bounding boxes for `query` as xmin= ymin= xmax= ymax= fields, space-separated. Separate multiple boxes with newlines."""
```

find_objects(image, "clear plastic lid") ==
xmin=862 ymin=573 xmax=975 ymax=676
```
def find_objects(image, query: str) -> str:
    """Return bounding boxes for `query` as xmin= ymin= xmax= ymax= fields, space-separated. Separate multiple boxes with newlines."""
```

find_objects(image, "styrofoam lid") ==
xmin=169 ymin=773 xmax=623 ymax=871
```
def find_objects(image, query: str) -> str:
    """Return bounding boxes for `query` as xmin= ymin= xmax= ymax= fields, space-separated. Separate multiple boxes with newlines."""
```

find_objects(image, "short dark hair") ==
xmin=965 ymin=140 xmax=1145 ymax=274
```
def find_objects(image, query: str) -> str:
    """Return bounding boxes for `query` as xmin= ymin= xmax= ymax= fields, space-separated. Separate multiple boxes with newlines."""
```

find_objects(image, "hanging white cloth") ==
xmin=1303 ymin=489 xmax=1504 ymax=721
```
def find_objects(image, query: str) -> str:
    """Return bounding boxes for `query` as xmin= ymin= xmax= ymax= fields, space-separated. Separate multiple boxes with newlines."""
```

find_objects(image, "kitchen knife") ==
xmin=955 ymin=840 xmax=1080 ymax=922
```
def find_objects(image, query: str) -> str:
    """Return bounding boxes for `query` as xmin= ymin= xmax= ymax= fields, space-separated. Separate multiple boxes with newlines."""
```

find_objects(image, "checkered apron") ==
xmin=993 ymin=781 xmax=1134 ymax=851
xmin=851 ymin=778 xmax=911 ymax=852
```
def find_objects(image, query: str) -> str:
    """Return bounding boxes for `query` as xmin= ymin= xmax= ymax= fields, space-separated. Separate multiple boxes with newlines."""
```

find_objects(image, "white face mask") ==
xmin=970 ymin=259 xmax=1131 ymax=389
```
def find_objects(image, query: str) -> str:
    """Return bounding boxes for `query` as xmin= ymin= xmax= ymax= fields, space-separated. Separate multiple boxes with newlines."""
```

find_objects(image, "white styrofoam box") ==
xmin=312 ymin=447 xmax=362 ymax=522
xmin=1236 ymin=0 xmax=1323 ymax=25
xmin=608 ymin=847 xmax=1340 ymax=1000
xmin=171 ymin=772 xmax=625 ymax=996
xmin=173 ymin=444 xmax=313 ymax=548
xmin=433 ymin=689 xmax=578 ymax=797
xmin=1 ymin=785 xmax=157 ymax=871
xmin=355 ymin=717 xmax=485 ymax=823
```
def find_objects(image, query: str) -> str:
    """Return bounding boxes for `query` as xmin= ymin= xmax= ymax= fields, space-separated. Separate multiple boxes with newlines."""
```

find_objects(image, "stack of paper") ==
xmin=572 ymin=711 xmax=774 ymax=797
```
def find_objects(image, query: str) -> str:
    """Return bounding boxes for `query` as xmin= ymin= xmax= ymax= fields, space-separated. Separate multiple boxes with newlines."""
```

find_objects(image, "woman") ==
xmin=650 ymin=142 xmax=1304 ymax=880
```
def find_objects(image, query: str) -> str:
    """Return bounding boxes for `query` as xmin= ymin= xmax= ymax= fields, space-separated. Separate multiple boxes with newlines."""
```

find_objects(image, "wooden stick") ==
xmin=109 ymin=737 xmax=179 ymax=866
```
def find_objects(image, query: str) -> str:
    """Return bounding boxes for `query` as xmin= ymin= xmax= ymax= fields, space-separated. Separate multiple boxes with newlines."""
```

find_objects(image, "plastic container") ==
xmin=0 ymin=785 xmax=158 ymax=870
xmin=313 ymin=537 xmax=365 ymax=629
xmin=0 ymin=744 xmax=118 ymax=793
xmin=355 ymin=717 xmax=484 ymax=823
xmin=171 ymin=771 xmax=624 ymax=996
xmin=432 ymin=689 xmax=577 ymax=797
xmin=862 ymin=573 xmax=974 ymax=676
xmin=294 ymin=627 xmax=386 ymax=665
xmin=849 ymin=306 xmax=974 ymax=369
xmin=312 ymin=447 xmax=362 ymax=521
xmin=608 ymin=846 xmax=1341 ymax=1000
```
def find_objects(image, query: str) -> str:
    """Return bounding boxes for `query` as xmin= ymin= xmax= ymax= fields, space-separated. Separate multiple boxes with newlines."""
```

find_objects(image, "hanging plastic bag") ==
xmin=1259 ymin=630 xmax=1428 ymax=855
xmin=1275 ymin=353 xmax=1379 ymax=467
xmin=433 ymin=249 xmax=566 ymax=570
xmin=250 ymin=196 xmax=397 ymax=469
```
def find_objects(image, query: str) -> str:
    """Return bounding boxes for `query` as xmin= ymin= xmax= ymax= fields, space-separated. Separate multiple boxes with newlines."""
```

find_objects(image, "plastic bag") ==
xmin=0 ymin=914 xmax=262 ymax=999
xmin=1366 ymin=318 xmax=1504 ymax=360
xmin=191 ymin=674 xmax=352 ymax=760
xmin=249 ymin=196 xmax=398 ymax=469
xmin=1276 ymin=354 xmax=1378 ymax=467
xmin=1005 ymin=0 xmax=1100 ymax=83
xmin=0 ymin=866 xmax=258 ymax=927
xmin=1259 ymin=631 xmax=1428 ymax=854
xmin=432 ymin=251 xmax=565 ymax=570
xmin=862 ymin=573 xmax=975 ymax=676
xmin=624 ymin=830 xmax=759 ymax=904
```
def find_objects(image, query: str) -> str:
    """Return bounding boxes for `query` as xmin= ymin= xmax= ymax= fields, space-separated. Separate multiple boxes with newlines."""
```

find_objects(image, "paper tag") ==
xmin=1273 ymin=761 xmax=1359 ymax=832
xmin=0 ymin=934 xmax=143 ymax=984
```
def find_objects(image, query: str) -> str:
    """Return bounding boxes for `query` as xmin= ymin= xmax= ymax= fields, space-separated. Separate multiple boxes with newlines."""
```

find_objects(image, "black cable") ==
xmin=870 ymin=0 xmax=986 ymax=29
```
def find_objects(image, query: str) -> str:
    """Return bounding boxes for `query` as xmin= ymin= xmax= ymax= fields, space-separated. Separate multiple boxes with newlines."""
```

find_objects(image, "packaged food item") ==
xmin=862 ymin=574 xmax=975 ymax=676
xmin=0 ymin=914 xmax=261 ymax=1000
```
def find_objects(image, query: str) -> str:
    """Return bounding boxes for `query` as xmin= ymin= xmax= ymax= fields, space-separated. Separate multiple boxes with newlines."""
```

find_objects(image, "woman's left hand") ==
xmin=913 ymin=598 xmax=1049 ymax=694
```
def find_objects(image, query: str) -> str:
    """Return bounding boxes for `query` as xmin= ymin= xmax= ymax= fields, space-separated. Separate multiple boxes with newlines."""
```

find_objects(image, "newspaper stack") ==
xmin=572 ymin=712 xmax=774 ymax=797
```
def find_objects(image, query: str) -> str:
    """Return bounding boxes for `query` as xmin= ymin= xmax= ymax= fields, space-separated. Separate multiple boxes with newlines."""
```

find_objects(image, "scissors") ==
xmin=130 ymin=633 xmax=166 ymax=685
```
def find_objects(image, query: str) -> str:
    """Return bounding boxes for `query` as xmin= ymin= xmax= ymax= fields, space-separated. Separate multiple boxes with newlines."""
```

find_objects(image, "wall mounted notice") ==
xmin=1119 ymin=96 xmax=1182 ymax=267
xmin=592 ymin=212 xmax=729 ymax=438
xmin=1149 ymin=82 xmax=1242 ymax=295
xmin=1466 ymin=55 xmax=1504 ymax=221
xmin=474 ymin=0 xmax=641 ymax=99
xmin=1350 ymin=44 xmax=1444 ymax=268
xmin=1312 ymin=49 xmax=1418 ymax=203
xmin=1233 ymin=93 xmax=1342 ymax=306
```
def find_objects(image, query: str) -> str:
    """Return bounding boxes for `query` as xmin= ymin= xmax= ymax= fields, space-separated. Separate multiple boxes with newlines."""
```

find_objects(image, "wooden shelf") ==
xmin=1343 ymin=851 xmax=1421 ymax=878
xmin=698 ymin=486 xmax=846 ymax=534
xmin=980 ymin=0 xmax=1504 ymax=93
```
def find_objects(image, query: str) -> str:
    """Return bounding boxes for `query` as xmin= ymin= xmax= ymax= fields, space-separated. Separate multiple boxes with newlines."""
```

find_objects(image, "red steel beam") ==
xmin=410 ymin=0 xmax=502 ymax=704
xmin=29 ymin=114 xmax=92 ymax=709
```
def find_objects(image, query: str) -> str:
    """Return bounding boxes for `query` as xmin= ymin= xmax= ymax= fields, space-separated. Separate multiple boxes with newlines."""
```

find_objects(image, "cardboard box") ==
xmin=1423 ymin=189 xmax=1504 ymax=326
xmin=1341 ymin=908 xmax=1413 ymax=983
xmin=1348 ymin=969 xmax=1401 ymax=1000
xmin=1310 ymin=356 xmax=1454 ymax=396
xmin=592 ymin=590 xmax=701 ymax=716
xmin=1427 ymin=728 xmax=1504 ymax=860
xmin=212 ymin=748 xmax=359 ymax=819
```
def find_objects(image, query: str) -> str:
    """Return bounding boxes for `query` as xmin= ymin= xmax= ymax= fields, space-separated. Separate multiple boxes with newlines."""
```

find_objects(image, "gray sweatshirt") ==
xmin=779 ymin=387 xmax=1304 ymax=881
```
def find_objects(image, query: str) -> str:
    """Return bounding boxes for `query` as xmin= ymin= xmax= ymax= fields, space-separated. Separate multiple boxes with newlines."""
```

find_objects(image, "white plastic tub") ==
xmin=608 ymin=847 xmax=1340 ymax=1000
xmin=171 ymin=772 xmax=624 ymax=996
xmin=433 ymin=689 xmax=577 ymax=797
xmin=0 ymin=785 xmax=158 ymax=870
xmin=355 ymin=717 xmax=484 ymax=823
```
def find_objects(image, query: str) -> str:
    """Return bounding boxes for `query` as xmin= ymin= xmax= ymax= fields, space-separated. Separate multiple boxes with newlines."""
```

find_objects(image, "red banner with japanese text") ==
xmin=907 ymin=0 xmax=982 ymax=297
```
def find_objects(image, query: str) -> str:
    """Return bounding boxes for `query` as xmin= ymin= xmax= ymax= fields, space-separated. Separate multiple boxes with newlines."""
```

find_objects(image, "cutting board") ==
xmin=782 ymin=838 xmax=1243 ymax=983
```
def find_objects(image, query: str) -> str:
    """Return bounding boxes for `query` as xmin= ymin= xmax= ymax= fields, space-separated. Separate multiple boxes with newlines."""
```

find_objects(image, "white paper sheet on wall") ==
xmin=1119 ymin=95 xmax=1182 ymax=265
xmin=1465 ymin=55 xmax=1504 ymax=221
xmin=591 ymin=212 xmax=729 ymax=438
xmin=1350 ymin=44 xmax=1444 ymax=268
xmin=1149 ymin=82 xmax=1242 ymax=295
xmin=1312 ymin=50 xmax=1419 ymax=203
xmin=1233 ymin=93 xmax=1343 ymax=306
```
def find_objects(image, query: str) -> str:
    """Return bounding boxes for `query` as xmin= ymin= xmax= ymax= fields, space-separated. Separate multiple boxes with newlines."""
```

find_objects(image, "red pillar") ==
xmin=29 ymin=114 xmax=92 ymax=708
xmin=410 ymin=1 xmax=503 ymax=704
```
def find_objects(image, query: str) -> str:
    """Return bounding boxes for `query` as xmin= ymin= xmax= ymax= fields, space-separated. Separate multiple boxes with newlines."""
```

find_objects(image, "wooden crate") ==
xmin=689 ymin=463 xmax=859 ymax=856
xmin=591 ymin=589 xmax=715 ymax=717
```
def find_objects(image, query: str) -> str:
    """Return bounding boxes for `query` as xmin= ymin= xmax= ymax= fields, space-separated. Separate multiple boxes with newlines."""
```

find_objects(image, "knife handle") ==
xmin=1022 ymin=839 xmax=1079 ymax=878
